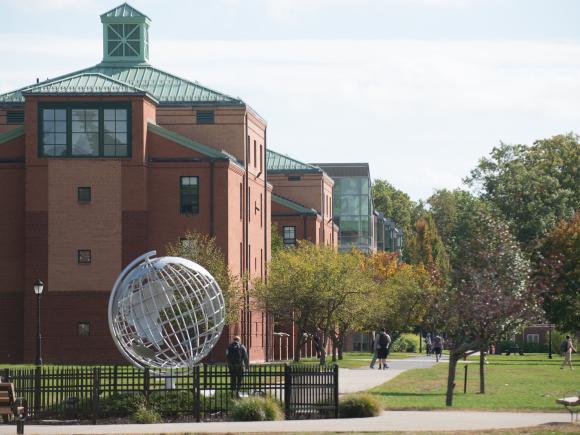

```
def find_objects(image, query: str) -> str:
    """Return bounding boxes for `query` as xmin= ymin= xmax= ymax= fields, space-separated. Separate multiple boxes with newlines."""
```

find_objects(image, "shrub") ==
xmin=230 ymin=396 xmax=283 ymax=421
xmin=132 ymin=404 xmax=162 ymax=424
xmin=339 ymin=393 xmax=381 ymax=418
xmin=99 ymin=393 xmax=146 ymax=418
xmin=149 ymin=390 xmax=194 ymax=417
xmin=391 ymin=333 xmax=419 ymax=352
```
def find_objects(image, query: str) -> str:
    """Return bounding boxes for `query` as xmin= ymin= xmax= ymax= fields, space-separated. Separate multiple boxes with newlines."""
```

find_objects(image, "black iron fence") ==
xmin=1 ymin=363 xmax=338 ymax=422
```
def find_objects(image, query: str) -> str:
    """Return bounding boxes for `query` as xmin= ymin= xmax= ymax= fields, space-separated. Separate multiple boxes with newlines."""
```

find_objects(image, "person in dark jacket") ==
xmin=226 ymin=336 xmax=249 ymax=394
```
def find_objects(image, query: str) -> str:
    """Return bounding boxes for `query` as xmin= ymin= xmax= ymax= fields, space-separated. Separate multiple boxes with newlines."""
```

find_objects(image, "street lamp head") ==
xmin=33 ymin=279 xmax=44 ymax=295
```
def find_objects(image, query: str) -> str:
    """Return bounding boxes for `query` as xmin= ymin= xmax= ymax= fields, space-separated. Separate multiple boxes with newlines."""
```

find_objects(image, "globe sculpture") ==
xmin=108 ymin=251 xmax=225 ymax=370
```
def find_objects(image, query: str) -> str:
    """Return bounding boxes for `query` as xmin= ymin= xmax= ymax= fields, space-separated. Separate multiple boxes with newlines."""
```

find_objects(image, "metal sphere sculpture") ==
xmin=108 ymin=251 xmax=225 ymax=370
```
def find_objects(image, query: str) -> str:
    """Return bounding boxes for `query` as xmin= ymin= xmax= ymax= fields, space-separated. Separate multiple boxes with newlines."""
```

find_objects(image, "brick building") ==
xmin=267 ymin=149 xmax=338 ymax=248
xmin=0 ymin=4 xmax=271 ymax=364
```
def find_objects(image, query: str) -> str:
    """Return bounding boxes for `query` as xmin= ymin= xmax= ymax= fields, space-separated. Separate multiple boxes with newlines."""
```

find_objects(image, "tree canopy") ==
xmin=465 ymin=134 xmax=580 ymax=249
xmin=535 ymin=212 xmax=580 ymax=331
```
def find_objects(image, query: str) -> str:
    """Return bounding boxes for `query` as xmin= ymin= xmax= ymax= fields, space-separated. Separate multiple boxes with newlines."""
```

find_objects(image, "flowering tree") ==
xmin=443 ymin=207 xmax=538 ymax=404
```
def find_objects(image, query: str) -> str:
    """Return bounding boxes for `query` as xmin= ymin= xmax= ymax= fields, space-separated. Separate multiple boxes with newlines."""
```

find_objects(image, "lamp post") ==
xmin=33 ymin=279 xmax=44 ymax=366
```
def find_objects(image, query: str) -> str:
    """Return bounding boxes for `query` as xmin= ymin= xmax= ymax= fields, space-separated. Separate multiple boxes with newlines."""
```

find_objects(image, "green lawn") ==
xmin=370 ymin=353 xmax=579 ymax=411
xmin=298 ymin=351 xmax=419 ymax=368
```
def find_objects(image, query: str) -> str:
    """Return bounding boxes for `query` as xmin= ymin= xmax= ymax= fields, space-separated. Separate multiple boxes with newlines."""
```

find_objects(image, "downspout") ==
xmin=245 ymin=114 xmax=251 ymax=349
xmin=210 ymin=160 xmax=215 ymax=237
xmin=263 ymin=126 xmax=269 ymax=361
xmin=321 ymin=181 xmax=325 ymax=245
xmin=303 ymin=215 xmax=307 ymax=241
xmin=244 ymin=114 xmax=249 ymax=348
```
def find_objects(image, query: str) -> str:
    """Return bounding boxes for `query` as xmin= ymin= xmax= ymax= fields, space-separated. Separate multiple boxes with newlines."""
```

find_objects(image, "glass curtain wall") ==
xmin=333 ymin=176 xmax=373 ymax=252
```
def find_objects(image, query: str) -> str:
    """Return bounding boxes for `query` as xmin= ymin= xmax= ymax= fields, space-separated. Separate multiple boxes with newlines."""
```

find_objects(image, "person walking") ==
xmin=370 ymin=331 xmax=381 ymax=368
xmin=425 ymin=333 xmax=432 ymax=355
xmin=226 ymin=336 xmax=249 ymax=395
xmin=432 ymin=334 xmax=444 ymax=362
xmin=560 ymin=335 xmax=576 ymax=370
xmin=377 ymin=329 xmax=391 ymax=370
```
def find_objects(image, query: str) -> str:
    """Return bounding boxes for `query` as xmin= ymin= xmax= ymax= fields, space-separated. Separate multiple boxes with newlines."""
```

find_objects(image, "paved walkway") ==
xmin=339 ymin=354 xmax=442 ymax=393
xmin=0 ymin=411 xmax=570 ymax=434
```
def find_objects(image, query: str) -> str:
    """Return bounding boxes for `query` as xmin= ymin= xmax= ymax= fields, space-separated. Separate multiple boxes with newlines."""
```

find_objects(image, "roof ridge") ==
xmin=0 ymin=126 xmax=25 ymax=145
xmin=23 ymin=72 xmax=148 ymax=93
xmin=101 ymin=3 xmax=150 ymax=19
xmin=272 ymin=192 xmax=318 ymax=214
xmin=267 ymin=148 xmax=322 ymax=172
xmin=147 ymin=122 xmax=228 ymax=159
xmin=140 ymin=64 xmax=242 ymax=104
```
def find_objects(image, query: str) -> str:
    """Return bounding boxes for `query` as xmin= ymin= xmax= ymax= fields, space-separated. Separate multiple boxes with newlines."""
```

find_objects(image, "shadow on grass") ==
xmin=371 ymin=391 xmax=444 ymax=398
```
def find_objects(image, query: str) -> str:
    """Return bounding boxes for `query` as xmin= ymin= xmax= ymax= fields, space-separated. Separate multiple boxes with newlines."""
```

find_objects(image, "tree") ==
xmin=535 ymin=212 xmax=580 ymax=331
xmin=361 ymin=252 xmax=441 ymax=337
xmin=372 ymin=179 xmax=415 ymax=256
xmin=254 ymin=242 xmax=374 ymax=363
xmin=427 ymin=189 xmax=479 ymax=252
xmin=271 ymin=223 xmax=284 ymax=257
xmin=166 ymin=231 xmax=243 ymax=324
xmin=465 ymin=134 xmax=580 ymax=249
xmin=405 ymin=214 xmax=450 ymax=285
xmin=443 ymin=207 xmax=537 ymax=404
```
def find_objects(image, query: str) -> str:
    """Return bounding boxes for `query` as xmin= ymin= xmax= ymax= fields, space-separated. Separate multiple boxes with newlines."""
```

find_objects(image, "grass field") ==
xmin=370 ymin=353 xmax=579 ymax=411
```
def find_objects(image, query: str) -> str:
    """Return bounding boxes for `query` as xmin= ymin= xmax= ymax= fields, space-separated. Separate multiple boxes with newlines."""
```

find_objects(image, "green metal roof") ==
xmin=147 ymin=122 xmax=229 ymax=159
xmin=0 ymin=65 xmax=243 ymax=106
xmin=267 ymin=149 xmax=322 ymax=173
xmin=21 ymin=73 xmax=156 ymax=100
xmin=0 ymin=126 xmax=24 ymax=145
xmin=101 ymin=3 xmax=149 ymax=20
xmin=272 ymin=193 xmax=318 ymax=215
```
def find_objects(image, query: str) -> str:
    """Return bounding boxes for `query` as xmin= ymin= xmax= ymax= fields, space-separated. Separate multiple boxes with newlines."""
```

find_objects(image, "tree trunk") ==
xmin=293 ymin=326 xmax=306 ymax=362
xmin=445 ymin=352 xmax=459 ymax=406
xmin=320 ymin=332 xmax=328 ymax=365
xmin=338 ymin=338 xmax=344 ymax=360
xmin=332 ymin=339 xmax=337 ymax=362
xmin=479 ymin=343 xmax=486 ymax=394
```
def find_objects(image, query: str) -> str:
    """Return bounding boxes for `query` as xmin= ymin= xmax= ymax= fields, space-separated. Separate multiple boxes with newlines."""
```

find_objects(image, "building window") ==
xmin=78 ymin=249 xmax=91 ymax=264
xmin=283 ymin=226 xmax=296 ymax=247
xmin=39 ymin=105 xmax=130 ymax=158
xmin=260 ymin=193 xmax=263 ymax=227
xmin=103 ymin=109 xmax=128 ymax=157
xmin=196 ymin=111 xmax=214 ymax=124
xmin=180 ymin=176 xmax=199 ymax=214
xmin=259 ymin=145 xmax=263 ymax=172
xmin=288 ymin=176 xmax=301 ymax=181
xmin=239 ymin=183 xmax=243 ymax=220
xmin=77 ymin=322 xmax=91 ymax=336
xmin=6 ymin=110 xmax=24 ymax=124
xmin=526 ymin=334 xmax=539 ymax=344
xmin=78 ymin=187 xmax=91 ymax=202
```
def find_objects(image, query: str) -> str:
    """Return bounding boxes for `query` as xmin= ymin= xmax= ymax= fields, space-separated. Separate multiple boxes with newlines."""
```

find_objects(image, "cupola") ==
xmin=100 ymin=3 xmax=150 ymax=64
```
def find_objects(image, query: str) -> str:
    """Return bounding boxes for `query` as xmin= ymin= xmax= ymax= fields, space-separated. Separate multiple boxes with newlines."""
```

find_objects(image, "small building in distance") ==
xmin=267 ymin=149 xmax=337 ymax=248
xmin=0 ymin=3 xmax=271 ymax=364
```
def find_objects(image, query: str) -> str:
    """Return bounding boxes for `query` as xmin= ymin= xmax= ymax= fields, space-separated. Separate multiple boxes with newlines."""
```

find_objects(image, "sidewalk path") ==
xmin=339 ymin=354 xmax=442 ymax=393
xmin=0 ymin=411 xmax=569 ymax=434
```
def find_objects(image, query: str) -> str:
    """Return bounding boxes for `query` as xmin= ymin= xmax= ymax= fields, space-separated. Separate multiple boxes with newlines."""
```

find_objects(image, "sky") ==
xmin=1 ymin=0 xmax=580 ymax=200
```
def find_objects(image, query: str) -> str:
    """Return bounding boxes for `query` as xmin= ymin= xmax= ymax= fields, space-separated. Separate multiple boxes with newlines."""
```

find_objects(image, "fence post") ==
xmin=113 ymin=365 xmax=118 ymax=394
xmin=2 ymin=368 xmax=9 ymax=383
xmin=333 ymin=363 xmax=339 ymax=418
xmin=92 ymin=367 xmax=100 ymax=424
xmin=34 ymin=366 xmax=41 ymax=418
xmin=194 ymin=365 xmax=201 ymax=423
xmin=284 ymin=363 xmax=291 ymax=419
xmin=144 ymin=368 xmax=150 ymax=405
xmin=463 ymin=364 xmax=468 ymax=394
